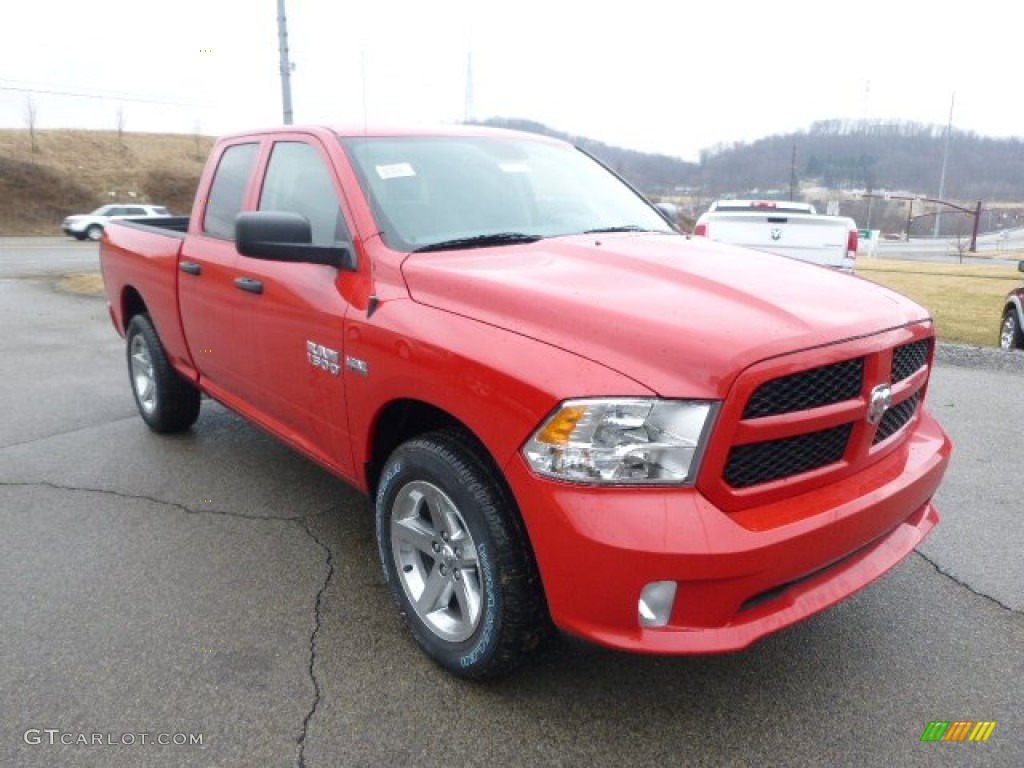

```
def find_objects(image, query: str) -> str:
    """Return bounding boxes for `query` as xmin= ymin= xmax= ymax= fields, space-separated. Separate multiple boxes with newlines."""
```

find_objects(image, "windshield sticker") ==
xmin=376 ymin=162 xmax=416 ymax=180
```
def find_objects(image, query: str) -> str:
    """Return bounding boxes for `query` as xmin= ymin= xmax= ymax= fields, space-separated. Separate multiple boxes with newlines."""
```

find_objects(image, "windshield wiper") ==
xmin=412 ymin=233 xmax=543 ymax=253
xmin=582 ymin=225 xmax=656 ymax=234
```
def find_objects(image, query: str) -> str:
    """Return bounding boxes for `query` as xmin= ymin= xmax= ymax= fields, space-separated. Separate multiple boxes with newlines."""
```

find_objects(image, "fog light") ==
xmin=638 ymin=581 xmax=677 ymax=628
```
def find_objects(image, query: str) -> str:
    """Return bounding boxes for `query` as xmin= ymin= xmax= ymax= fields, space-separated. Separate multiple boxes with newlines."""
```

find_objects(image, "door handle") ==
xmin=179 ymin=261 xmax=202 ymax=275
xmin=234 ymin=277 xmax=264 ymax=295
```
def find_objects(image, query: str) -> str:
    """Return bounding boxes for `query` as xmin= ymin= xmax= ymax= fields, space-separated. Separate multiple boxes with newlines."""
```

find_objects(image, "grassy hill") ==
xmin=0 ymin=129 xmax=215 ymax=236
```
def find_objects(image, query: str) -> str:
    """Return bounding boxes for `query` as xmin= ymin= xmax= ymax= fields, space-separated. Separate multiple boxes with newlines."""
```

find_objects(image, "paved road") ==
xmin=1 ymin=262 xmax=1021 ymax=767
xmin=0 ymin=237 xmax=100 ymax=277
xmin=873 ymin=228 xmax=1024 ymax=267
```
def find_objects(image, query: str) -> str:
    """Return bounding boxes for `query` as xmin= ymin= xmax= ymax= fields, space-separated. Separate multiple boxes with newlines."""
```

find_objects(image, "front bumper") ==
xmin=505 ymin=409 xmax=951 ymax=654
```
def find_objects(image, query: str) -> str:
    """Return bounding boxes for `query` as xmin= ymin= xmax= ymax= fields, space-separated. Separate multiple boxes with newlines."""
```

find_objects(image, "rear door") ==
xmin=178 ymin=140 xmax=261 ymax=395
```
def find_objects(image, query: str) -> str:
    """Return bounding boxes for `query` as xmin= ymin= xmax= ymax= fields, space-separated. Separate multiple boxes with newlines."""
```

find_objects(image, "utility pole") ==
xmin=789 ymin=143 xmax=797 ymax=200
xmin=464 ymin=51 xmax=475 ymax=123
xmin=933 ymin=92 xmax=954 ymax=237
xmin=277 ymin=0 xmax=294 ymax=125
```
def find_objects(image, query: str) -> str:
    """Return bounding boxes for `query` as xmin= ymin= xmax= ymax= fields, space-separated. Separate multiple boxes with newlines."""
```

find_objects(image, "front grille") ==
xmin=743 ymin=358 xmax=864 ymax=419
xmin=708 ymin=329 xmax=935 ymax=506
xmin=892 ymin=339 xmax=931 ymax=382
xmin=873 ymin=393 xmax=920 ymax=444
xmin=724 ymin=423 xmax=853 ymax=488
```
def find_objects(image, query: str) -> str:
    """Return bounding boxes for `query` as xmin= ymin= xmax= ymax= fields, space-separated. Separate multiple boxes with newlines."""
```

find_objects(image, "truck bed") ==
xmin=100 ymin=218 xmax=193 ymax=377
xmin=116 ymin=216 xmax=191 ymax=236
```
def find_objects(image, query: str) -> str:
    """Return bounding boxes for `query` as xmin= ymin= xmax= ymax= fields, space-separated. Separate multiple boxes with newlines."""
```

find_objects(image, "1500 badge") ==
xmin=307 ymin=340 xmax=340 ymax=376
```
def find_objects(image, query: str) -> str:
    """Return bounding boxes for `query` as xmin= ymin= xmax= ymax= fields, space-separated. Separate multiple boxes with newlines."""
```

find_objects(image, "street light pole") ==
xmin=277 ymin=0 xmax=294 ymax=125
xmin=860 ymin=192 xmax=981 ymax=252
xmin=933 ymin=92 xmax=954 ymax=237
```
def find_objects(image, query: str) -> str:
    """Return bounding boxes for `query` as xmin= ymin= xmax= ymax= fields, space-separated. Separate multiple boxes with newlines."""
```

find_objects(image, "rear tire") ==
xmin=125 ymin=314 xmax=200 ymax=432
xmin=1000 ymin=310 xmax=1023 ymax=350
xmin=375 ymin=430 xmax=548 ymax=678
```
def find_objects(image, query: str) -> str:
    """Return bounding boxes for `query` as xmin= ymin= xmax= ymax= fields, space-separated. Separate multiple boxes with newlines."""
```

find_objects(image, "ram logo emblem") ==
xmin=867 ymin=383 xmax=893 ymax=426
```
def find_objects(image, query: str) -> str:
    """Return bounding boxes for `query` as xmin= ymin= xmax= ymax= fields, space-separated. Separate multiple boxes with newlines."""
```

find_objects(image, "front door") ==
xmin=231 ymin=138 xmax=357 ymax=480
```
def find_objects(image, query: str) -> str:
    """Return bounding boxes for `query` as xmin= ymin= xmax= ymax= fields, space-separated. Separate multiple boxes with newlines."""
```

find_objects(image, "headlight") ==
xmin=522 ymin=398 xmax=717 ymax=485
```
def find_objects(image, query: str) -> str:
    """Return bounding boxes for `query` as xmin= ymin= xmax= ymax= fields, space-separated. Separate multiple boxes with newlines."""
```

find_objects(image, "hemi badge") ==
xmin=345 ymin=356 xmax=369 ymax=376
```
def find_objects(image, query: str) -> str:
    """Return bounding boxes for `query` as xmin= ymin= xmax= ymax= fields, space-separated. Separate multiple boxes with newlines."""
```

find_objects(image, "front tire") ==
xmin=125 ymin=314 xmax=200 ymax=432
xmin=375 ymin=430 xmax=548 ymax=678
xmin=1000 ymin=310 xmax=1023 ymax=350
xmin=86 ymin=224 xmax=103 ymax=241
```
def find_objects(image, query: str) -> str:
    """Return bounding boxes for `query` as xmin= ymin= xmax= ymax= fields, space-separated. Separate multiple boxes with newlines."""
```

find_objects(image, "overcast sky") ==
xmin=2 ymin=1 xmax=1017 ymax=161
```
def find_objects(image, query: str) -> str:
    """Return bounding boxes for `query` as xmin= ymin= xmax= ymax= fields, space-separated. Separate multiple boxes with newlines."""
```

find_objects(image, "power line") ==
xmin=0 ymin=83 xmax=196 ymax=107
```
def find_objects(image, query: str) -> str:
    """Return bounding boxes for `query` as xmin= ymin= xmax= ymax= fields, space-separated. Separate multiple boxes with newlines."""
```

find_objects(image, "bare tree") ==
xmin=116 ymin=106 xmax=127 ymax=152
xmin=192 ymin=119 xmax=203 ymax=162
xmin=25 ymin=96 xmax=38 ymax=155
xmin=949 ymin=222 xmax=971 ymax=264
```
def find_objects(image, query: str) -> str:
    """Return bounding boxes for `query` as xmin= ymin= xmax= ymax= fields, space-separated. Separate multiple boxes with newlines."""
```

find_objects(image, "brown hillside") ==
xmin=0 ymin=129 xmax=216 ymax=236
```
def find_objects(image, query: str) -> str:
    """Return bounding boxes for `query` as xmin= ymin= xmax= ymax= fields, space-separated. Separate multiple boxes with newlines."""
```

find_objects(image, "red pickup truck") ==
xmin=100 ymin=124 xmax=952 ymax=678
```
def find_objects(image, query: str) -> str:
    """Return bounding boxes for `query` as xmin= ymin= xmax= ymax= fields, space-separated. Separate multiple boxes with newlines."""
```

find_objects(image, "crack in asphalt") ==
xmin=914 ymin=550 xmax=1019 ymax=614
xmin=1 ymin=480 xmax=341 ymax=766
xmin=296 ymin=514 xmax=336 ymax=768
xmin=0 ymin=480 xmax=305 ymax=522
xmin=0 ymin=415 xmax=138 ymax=451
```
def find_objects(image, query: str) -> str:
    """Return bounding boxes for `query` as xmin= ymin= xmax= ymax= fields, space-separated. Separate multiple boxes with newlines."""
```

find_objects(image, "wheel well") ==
xmin=121 ymin=286 xmax=147 ymax=331
xmin=368 ymin=400 xmax=504 ymax=496
xmin=366 ymin=400 xmax=464 ymax=495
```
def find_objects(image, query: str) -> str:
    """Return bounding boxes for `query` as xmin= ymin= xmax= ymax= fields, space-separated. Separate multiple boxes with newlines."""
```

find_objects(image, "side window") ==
xmin=204 ymin=143 xmax=259 ymax=240
xmin=259 ymin=142 xmax=349 ymax=246
xmin=106 ymin=207 xmax=127 ymax=216
xmin=125 ymin=207 xmax=147 ymax=215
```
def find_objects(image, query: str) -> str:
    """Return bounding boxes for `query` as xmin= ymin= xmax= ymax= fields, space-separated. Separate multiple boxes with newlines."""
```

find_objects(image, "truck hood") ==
xmin=401 ymin=234 xmax=930 ymax=397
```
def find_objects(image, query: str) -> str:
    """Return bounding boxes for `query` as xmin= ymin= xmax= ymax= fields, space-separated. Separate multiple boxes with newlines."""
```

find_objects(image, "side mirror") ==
xmin=235 ymin=211 xmax=355 ymax=270
xmin=1018 ymin=260 xmax=1024 ymax=273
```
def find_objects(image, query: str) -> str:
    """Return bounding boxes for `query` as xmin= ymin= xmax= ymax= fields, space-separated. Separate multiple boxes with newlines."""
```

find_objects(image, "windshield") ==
xmin=341 ymin=135 xmax=673 ymax=252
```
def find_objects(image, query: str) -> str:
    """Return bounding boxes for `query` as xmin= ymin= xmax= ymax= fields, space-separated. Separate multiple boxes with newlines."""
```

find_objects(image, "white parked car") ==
xmin=62 ymin=204 xmax=171 ymax=241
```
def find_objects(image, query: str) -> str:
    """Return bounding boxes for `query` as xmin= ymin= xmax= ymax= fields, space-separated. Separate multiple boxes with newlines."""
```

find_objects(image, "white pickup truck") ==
xmin=693 ymin=200 xmax=858 ymax=272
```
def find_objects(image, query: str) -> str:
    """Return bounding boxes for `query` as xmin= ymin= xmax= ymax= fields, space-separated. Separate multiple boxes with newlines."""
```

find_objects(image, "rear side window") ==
xmin=204 ymin=143 xmax=259 ymax=239
xmin=259 ymin=141 xmax=349 ymax=245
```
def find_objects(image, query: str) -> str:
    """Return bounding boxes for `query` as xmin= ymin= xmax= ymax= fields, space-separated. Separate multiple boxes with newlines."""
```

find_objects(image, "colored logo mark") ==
xmin=921 ymin=721 xmax=996 ymax=742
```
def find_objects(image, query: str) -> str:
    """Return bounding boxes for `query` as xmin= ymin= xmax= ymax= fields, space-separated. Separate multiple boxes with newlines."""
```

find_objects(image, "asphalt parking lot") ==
xmin=1 ymin=242 xmax=1021 ymax=767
